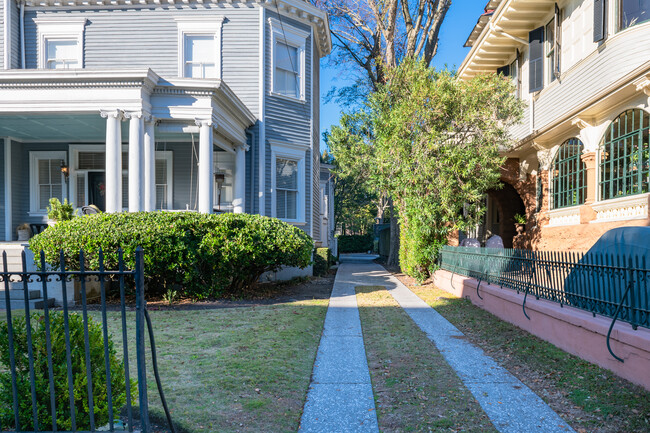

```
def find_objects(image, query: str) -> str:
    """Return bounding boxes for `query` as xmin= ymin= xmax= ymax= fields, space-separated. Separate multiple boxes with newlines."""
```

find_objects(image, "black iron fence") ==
xmin=439 ymin=246 xmax=650 ymax=359
xmin=0 ymin=248 xmax=152 ymax=433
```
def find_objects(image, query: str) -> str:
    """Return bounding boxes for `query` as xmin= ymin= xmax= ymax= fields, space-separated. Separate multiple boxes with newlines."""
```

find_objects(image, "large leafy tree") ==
xmin=325 ymin=112 xmax=387 ymax=234
xmin=370 ymin=59 xmax=524 ymax=280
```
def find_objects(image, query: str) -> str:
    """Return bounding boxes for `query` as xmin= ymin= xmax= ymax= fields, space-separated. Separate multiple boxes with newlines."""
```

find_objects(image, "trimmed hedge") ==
xmin=313 ymin=248 xmax=333 ymax=276
xmin=29 ymin=212 xmax=314 ymax=298
xmin=337 ymin=234 xmax=374 ymax=253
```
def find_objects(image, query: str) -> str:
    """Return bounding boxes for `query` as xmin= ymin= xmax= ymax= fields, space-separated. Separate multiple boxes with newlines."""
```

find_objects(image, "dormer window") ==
xmin=46 ymin=39 xmax=79 ymax=69
xmin=175 ymin=17 xmax=224 ymax=79
xmin=35 ymin=19 xmax=86 ymax=69
xmin=184 ymin=35 xmax=217 ymax=79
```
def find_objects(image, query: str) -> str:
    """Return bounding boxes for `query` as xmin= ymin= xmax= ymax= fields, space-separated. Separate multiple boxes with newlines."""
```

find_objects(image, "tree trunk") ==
xmin=387 ymin=199 xmax=400 ymax=268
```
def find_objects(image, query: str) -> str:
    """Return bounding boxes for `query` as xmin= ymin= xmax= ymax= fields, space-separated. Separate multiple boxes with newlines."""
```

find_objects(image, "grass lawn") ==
xmin=397 ymin=276 xmax=650 ymax=433
xmin=0 ymin=289 xmax=329 ymax=432
xmin=355 ymin=285 xmax=496 ymax=433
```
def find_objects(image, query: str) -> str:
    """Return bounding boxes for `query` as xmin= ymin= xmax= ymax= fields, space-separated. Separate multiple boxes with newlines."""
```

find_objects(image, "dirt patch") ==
xmin=71 ymin=272 xmax=335 ymax=312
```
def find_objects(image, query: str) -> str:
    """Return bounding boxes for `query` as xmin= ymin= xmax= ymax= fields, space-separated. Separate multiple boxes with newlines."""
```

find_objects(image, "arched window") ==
xmin=599 ymin=109 xmax=650 ymax=200
xmin=552 ymin=138 xmax=586 ymax=209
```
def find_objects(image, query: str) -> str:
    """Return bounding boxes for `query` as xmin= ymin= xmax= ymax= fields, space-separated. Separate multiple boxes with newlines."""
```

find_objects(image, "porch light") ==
xmin=60 ymin=161 xmax=70 ymax=181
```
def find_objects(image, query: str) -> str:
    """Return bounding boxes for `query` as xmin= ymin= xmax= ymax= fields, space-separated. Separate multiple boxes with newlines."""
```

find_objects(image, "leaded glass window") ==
xmin=599 ymin=109 xmax=650 ymax=200
xmin=552 ymin=138 xmax=586 ymax=209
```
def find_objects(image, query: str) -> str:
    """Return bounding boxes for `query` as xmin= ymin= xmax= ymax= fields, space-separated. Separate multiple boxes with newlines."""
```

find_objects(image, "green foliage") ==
xmin=47 ymin=198 xmax=74 ymax=222
xmin=0 ymin=311 xmax=134 ymax=431
xmin=338 ymin=234 xmax=374 ymax=253
xmin=326 ymin=111 xmax=383 ymax=235
xmin=513 ymin=213 xmax=526 ymax=224
xmin=370 ymin=59 xmax=524 ymax=280
xmin=28 ymin=212 xmax=314 ymax=298
xmin=313 ymin=248 xmax=333 ymax=276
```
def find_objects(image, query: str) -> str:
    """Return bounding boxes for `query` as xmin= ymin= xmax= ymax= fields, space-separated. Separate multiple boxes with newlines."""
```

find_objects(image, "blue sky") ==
xmin=319 ymin=0 xmax=487 ymax=150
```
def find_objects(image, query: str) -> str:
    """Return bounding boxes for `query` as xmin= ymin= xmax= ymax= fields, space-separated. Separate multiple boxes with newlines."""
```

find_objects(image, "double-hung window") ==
xmin=269 ymin=17 xmax=309 ymax=101
xmin=271 ymin=141 xmax=306 ymax=222
xmin=276 ymin=158 xmax=298 ymax=219
xmin=176 ymin=18 xmax=223 ymax=79
xmin=35 ymin=19 xmax=86 ymax=69
xmin=29 ymin=151 xmax=67 ymax=214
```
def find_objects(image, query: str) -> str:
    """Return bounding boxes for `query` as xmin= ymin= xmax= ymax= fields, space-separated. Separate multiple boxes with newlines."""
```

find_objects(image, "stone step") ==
xmin=0 ymin=288 xmax=41 ymax=300
xmin=0 ymin=297 xmax=55 ymax=310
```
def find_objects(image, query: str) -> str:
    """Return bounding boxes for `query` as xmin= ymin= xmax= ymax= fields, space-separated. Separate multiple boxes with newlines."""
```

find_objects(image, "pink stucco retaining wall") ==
xmin=432 ymin=269 xmax=650 ymax=391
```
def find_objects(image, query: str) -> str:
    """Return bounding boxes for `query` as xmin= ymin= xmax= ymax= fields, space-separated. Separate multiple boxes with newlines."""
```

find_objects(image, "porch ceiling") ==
xmin=0 ymin=114 xmax=107 ymax=142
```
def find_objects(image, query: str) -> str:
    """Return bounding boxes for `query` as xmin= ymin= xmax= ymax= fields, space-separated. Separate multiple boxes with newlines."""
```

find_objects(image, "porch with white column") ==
xmin=126 ymin=111 xmax=145 ymax=212
xmin=144 ymin=118 xmax=156 ymax=212
xmin=196 ymin=119 xmax=214 ymax=214
xmin=101 ymin=109 xmax=123 ymax=213
xmin=233 ymin=144 xmax=248 ymax=214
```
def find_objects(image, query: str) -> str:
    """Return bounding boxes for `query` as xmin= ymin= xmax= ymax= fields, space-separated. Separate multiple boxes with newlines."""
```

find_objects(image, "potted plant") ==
xmin=16 ymin=223 xmax=32 ymax=241
xmin=47 ymin=198 xmax=74 ymax=226
xmin=514 ymin=213 xmax=526 ymax=235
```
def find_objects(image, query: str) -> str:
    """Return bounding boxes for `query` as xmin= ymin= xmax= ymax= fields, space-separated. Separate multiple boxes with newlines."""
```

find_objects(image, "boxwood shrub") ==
xmin=313 ymin=248 xmax=333 ymax=276
xmin=0 ymin=311 xmax=134 ymax=431
xmin=28 ymin=212 xmax=313 ymax=298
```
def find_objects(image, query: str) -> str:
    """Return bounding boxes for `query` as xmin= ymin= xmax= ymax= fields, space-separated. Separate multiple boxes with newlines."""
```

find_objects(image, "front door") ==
xmin=87 ymin=171 xmax=106 ymax=211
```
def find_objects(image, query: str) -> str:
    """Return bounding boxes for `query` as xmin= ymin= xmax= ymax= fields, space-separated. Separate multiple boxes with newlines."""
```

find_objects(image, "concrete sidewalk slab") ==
xmin=299 ymin=263 xmax=379 ymax=433
xmin=364 ymin=263 xmax=575 ymax=433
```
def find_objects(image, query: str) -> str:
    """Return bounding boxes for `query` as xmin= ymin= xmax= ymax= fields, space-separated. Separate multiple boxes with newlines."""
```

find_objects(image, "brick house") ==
xmin=459 ymin=0 xmax=650 ymax=250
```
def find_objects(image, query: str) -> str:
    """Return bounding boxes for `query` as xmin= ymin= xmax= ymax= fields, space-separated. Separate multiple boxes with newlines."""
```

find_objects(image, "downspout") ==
xmin=245 ymin=129 xmax=255 ymax=214
xmin=20 ymin=1 xmax=24 ymax=69
xmin=3 ymin=0 xmax=9 ymax=68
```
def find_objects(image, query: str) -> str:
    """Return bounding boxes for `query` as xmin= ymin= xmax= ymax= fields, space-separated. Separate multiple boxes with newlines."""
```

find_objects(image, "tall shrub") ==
xmin=371 ymin=59 xmax=523 ymax=280
xmin=29 ymin=212 xmax=313 ymax=298
xmin=0 ymin=311 xmax=134 ymax=431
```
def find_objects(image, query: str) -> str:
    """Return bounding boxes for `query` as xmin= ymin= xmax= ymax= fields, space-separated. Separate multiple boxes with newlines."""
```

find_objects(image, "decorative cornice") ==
xmin=19 ymin=0 xmax=331 ymax=56
xmin=571 ymin=117 xmax=594 ymax=130
xmin=195 ymin=118 xmax=214 ymax=128
xmin=124 ymin=110 xmax=144 ymax=119
xmin=633 ymin=74 xmax=650 ymax=96
xmin=100 ymin=109 xmax=124 ymax=120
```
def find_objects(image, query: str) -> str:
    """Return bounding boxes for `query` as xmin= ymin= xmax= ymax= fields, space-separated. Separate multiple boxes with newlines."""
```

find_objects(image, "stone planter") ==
xmin=17 ymin=229 xmax=31 ymax=241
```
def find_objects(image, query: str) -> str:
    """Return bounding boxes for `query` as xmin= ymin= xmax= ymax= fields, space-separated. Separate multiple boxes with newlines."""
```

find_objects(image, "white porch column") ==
xmin=233 ymin=144 xmax=248 ymax=214
xmin=126 ymin=111 xmax=145 ymax=212
xmin=101 ymin=109 xmax=123 ymax=213
xmin=144 ymin=118 xmax=156 ymax=211
xmin=196 ymin=119 xmax=214 ymax=214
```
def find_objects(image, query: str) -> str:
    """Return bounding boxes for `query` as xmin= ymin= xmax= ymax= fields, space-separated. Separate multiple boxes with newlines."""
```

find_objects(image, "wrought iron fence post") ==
xmin=135 ymin=246 xmax=151 ymax=432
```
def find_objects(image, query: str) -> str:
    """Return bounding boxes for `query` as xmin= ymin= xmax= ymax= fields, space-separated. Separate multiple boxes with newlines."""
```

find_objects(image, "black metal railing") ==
xmin=0 ymin=247 xmax=151 ymax=433
xmin=439 ymin=246 xmax=650 ymax=332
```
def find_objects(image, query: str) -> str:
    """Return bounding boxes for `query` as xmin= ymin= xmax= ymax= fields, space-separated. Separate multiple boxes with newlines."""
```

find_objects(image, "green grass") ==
xmin=1 ymin=299 xmax=328 ymax=432
xmin=355 ymin=285 xmax=496 ymax=433
xmin=409 ymin=284 xmax=650 ymax=433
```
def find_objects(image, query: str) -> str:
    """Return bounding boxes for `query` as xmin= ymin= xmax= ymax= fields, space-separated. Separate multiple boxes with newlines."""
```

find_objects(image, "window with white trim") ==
xmin=34 ymin=19 xmax=86 ymax=69
xmin=269 ymin=17 xmax=309 ymax=101
xmin=176 ymin=18 xmax=223 ymax=79
xmin=29 ymin=151 xmax=67 ymax=214
xmin=276 ymin=158 xmax=298 ymax=219
xmin=271 ymin=141 xmax=306 ymax=222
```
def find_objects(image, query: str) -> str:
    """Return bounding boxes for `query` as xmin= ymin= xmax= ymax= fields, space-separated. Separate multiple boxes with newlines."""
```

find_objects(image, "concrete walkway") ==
xmin=300 ymin=260 xmax=574 ymax=432
xmin=298 ymin=261 xmax=379 ymax=432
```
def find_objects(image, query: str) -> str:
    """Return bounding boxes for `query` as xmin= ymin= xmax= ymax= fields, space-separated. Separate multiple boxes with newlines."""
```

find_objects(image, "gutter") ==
xmin=488 ymin=21 xmax=528 ymax=45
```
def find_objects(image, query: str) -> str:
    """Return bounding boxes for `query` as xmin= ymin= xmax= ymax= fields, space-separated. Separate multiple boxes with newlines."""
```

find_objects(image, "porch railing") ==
xmin=438 ymin=246 xmax=650 ymax=333
xmin=0 ymin=248 xmax=151 ymax=433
